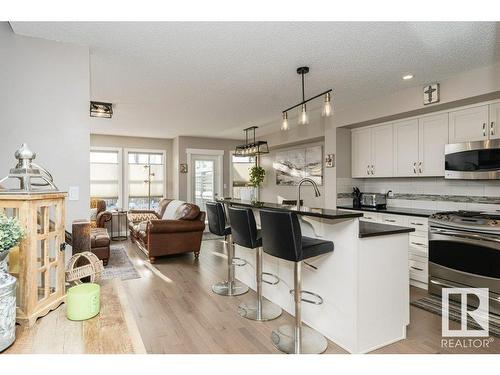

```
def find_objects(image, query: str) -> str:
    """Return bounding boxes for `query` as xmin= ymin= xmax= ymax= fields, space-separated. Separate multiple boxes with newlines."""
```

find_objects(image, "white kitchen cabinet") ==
xmin=371 ymin=124 xmax=394 ymax=177
xmin=448 ymin=105 xmax=489 ymax=143
xmin=393 ymin=119 xmax=419 ymax=177
xmin=352 ymin=124 xmax=394 ymax=178
xmin=489 ymin=102 xmax=500 ymax=140
xmin=352 ymin=128 xmax=372 ymax=178
xmin=418 ymin=113 xmax=449 ymax=176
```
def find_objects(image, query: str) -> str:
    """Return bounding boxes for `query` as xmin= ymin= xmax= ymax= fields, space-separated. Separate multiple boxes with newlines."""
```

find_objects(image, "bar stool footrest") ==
xmin=232 ymin=257 xmax=247 ymax=267
xmin=289 ymin=289 xmax=323 ymax=305
xmin=262 ymin=272 xmax=280 ymax=285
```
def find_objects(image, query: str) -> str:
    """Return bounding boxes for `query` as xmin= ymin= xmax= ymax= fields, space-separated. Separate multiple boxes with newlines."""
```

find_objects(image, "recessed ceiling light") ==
xmin=402 ymin=74 xmax=414 ymax=80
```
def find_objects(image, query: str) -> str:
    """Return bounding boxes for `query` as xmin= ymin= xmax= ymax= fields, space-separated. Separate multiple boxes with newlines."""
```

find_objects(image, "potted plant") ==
xmin=0 ymin=213 xmax=24 ymax=352
xmin=249 ymin=165 xmax=265 ymax=205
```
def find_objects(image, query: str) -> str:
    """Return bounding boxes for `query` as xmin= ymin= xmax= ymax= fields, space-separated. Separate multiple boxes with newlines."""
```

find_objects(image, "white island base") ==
xmin=234 ymin=215 xmax=410 ymax=354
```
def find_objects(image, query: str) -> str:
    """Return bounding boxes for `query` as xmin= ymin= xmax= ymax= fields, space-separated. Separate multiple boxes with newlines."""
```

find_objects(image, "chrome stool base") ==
xmin=212 ymin=280 xmax=248 ymax=296
xmin=271 ymin=324 xmax=328 ymax=354
xmin=238 ymin=299 xmax=282 ymax=321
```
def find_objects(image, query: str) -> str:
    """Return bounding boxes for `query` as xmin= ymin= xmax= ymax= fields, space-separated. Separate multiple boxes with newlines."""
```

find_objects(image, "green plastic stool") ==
xmin=66 ymin=283 xmax=101 ymax=321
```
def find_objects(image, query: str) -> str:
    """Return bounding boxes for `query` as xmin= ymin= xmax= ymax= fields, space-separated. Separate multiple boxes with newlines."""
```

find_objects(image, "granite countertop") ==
xmin=216 ymin=198 xmax=363 ymax=220
xmin=337 ymin=204 xmax=437 ymax=218
xmin=359 ymin=221 xmax=415 ymax=238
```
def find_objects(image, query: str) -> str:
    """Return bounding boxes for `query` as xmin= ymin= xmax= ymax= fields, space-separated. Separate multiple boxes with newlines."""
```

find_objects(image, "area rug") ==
xmin=101 ymin=246 xmax=141 ymax=281
xmin=411 ymin=295 xmax=500 ymax=337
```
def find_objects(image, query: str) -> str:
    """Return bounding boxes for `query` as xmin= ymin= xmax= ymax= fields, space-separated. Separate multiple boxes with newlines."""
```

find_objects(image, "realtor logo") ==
xmin=442 ymin=288 xmax=489 ymax=337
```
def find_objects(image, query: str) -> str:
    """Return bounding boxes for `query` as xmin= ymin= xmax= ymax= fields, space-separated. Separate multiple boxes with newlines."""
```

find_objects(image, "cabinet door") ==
xmin=418 ymin=113 xmax=449 ymax=176
xmin=351 ymin=128 xmax=372 ymax=178
xmin=393 ymin=119 xmax=419 ymax=177
xmin=448 ymin=105 xmax=489 ymax=143
xmin=489 ymin=102 xmax=500 ymax=140
xmin=371 ymin=124 xmax=394 ymax=177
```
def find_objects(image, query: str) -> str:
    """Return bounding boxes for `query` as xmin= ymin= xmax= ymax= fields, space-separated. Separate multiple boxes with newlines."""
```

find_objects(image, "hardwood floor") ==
xmin=6 ymin=279 xmax=146 ymax=354
xmin=6 ymin=237 xmax=499 ymax=354
xmin=121 ymin=238 xmax=500 ymax=354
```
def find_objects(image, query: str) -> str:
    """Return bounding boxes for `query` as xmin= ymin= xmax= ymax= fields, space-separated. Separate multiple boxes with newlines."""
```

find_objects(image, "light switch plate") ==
xmin=68 ymin=186 xmax=79 ymax=201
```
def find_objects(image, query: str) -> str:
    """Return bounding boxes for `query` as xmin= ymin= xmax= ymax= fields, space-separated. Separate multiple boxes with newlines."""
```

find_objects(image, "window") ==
xmin=231 ymin=154 xmax=256 ymax=200
xmin=126 ymin=150 xmax=165 ymax=210
xmin=90 ymin=148 xmax=121 ymax=210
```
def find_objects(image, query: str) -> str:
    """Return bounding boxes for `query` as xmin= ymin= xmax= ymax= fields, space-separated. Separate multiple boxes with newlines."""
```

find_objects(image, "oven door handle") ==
xmin=430 ymin=227 xmax=500 ymax=244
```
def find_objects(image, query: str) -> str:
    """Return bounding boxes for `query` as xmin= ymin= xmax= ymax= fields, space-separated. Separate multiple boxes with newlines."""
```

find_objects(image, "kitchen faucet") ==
xmin=296 ymin=177 xmax=321 ymax=210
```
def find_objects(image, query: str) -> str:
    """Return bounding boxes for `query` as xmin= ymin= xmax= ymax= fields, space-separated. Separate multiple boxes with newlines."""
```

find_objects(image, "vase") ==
xmin=0 ymin=250 xmax=17 ymax=352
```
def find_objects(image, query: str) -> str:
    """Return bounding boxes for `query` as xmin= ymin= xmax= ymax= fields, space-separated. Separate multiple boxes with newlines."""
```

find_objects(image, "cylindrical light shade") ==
xmin=298 ymin=104 xmax=309 ymax=125
xmin=322 ymin=92 xmax=333 ymax=117
xmin=281 ymin=112 xmax=289 ymax=131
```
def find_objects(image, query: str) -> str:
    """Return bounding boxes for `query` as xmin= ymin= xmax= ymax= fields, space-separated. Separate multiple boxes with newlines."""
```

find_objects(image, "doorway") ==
xmin=186 ymin=149 xmax=224 ymax=212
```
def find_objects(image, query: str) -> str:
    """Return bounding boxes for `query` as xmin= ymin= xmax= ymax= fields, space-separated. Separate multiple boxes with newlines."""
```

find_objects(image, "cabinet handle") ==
xmin=418 ymin=161 xmax=422 ymax=174
xmin=413 ymin=162 xmax=417 ymax=174
xmin=410 ymin=266 xmax=424 ymax=272
xmin=491 ymin=122 xmax=495 ymax=136
xmin=410 ymin=222 xmax=424 ymax=226
xmin=483 ymin=123 xmax=487 ymax=137
xmin=385 ymin=219 xmax=396 ymax=223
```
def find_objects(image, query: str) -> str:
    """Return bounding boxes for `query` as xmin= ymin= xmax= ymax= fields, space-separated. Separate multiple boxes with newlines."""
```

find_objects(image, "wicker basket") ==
xmin=65 ymin=252 xmax=104 ymax=285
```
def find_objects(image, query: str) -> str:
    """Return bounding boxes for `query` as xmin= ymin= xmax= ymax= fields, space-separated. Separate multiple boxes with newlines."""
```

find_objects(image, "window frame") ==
xmin=90 ymin=146 xmax=123 ymax=210
xmin=123 ymin=148 xmax=167 ymax=210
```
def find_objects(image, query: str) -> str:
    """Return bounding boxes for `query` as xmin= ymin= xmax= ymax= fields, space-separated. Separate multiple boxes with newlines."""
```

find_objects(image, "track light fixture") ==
xmin=281 ymin=66 xmax=332 ymax=130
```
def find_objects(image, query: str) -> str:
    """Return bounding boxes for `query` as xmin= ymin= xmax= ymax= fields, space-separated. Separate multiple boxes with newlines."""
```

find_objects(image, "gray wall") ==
xmin=175 ymin=136 xmax=242 ymax=202
xmin=90 ymin=134 xmax=174 ymax=198
xmin=0 ymin=23 xmax=90 ymax=227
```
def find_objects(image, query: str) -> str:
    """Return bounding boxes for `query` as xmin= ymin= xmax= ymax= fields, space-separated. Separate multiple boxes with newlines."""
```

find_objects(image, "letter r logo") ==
xmin=442 ymin=288 xmax=489 ymax=337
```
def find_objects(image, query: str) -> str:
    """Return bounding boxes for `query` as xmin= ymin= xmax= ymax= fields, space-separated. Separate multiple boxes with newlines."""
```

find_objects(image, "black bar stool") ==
xmin=228 ymin=207 xmax=282 ymax=321
xmin=259 ymin=209 xmax=334 ymax=354
xmin=206 ymin=201 xmax=248 ymax=296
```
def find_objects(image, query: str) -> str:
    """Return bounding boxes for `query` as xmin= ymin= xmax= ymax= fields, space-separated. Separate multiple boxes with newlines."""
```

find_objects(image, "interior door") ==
xmin=393 ymin=119 xmax=419 ymax=176
xmin=351 ymin=128 xmax=372 ymax=178
xmin=190 ymin=154 xmax=220 ymax=212
xmin=448 ymin=105 xmax=489 ymax=143
xmin=418 ymin=113 xmax=449 ymax=176
xmin=371 ymin=124 xmax=394 ymax=177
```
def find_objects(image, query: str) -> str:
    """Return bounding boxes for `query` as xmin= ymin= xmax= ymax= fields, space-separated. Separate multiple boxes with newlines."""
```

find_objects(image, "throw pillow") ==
xmin=90 ymin=208 xmax=98 ymax=221
xmin=162 ymin=200 xmax=185 ymax=220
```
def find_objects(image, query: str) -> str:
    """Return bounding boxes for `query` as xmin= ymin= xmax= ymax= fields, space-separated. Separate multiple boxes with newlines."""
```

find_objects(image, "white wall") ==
xmin=0 ymin=23 xmax=90 ymax=227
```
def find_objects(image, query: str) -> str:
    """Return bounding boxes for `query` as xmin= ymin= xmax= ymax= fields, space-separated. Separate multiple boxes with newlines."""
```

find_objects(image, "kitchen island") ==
xmin=217 ymin=198 xmax=414 ymax=353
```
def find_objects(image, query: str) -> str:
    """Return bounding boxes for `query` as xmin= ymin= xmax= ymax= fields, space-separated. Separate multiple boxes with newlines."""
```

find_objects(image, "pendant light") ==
xmin=322 ymin=92 xmax=333 ymax=117
xmin=281 ymin=66 xmax=332 ymax=130
xmin=281 ymin=112 xmax=289 ymax=131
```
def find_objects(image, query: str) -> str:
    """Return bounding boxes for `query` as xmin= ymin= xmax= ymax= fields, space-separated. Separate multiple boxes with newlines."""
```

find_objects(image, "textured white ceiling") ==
xmin=10 ymin=22 xmax=500 ymax=139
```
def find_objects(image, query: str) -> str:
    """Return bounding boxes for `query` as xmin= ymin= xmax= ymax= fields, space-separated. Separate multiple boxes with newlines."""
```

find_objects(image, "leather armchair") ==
xmin=128 ymin=199 xmax=206 ymax=263
xmin=90 ymin=198 xmax=112 ymax=228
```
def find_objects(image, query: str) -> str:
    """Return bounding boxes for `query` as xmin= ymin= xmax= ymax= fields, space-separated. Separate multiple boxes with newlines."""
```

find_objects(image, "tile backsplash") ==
xmin=337 ymin=177 xmax=500 ymax=212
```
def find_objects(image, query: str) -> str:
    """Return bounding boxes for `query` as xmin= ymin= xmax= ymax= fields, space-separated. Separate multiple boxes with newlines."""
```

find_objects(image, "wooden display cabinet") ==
xmin=0 ymin=192 xmax=67 ymax=326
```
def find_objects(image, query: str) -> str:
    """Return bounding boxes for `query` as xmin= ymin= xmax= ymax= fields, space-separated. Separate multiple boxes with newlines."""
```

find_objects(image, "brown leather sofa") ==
xmin=128 ymin=199 xmax=205 ymax=263
xmin=90 ymin=198 xmax=112 ymax=229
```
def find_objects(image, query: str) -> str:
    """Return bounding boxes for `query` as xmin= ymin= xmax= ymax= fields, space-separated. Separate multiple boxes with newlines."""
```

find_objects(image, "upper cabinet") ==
xmin=489 ymin=102 xmax=500 ymax=140
xmin=418 ymin=113 xmax=449 ymax=176
xmin=351 ymin=124 xmax=394 ymax=178
xmin=351 ymin=99 xmax=500 ymax=179
xmin=448 ymin=105 xmax=489 ymax=143
xmin=352 ymin=128 xmax=372 ymax=178
xmin=393 ymin=119 xmax=419 ymax=177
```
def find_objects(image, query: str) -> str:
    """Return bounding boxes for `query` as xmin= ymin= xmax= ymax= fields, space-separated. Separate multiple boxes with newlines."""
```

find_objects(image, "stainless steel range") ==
xmin=428 ymin=211 xmax=500 ymax=315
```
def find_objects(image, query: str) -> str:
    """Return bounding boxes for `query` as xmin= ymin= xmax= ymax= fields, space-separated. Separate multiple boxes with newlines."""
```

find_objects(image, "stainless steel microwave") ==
xmin=445 ymin=139 xmax=500 ymax=179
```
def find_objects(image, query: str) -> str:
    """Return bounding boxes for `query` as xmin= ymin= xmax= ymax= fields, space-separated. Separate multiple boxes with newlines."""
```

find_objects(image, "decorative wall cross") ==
xmin=423 ymin=83 xmax=440 ymax=105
